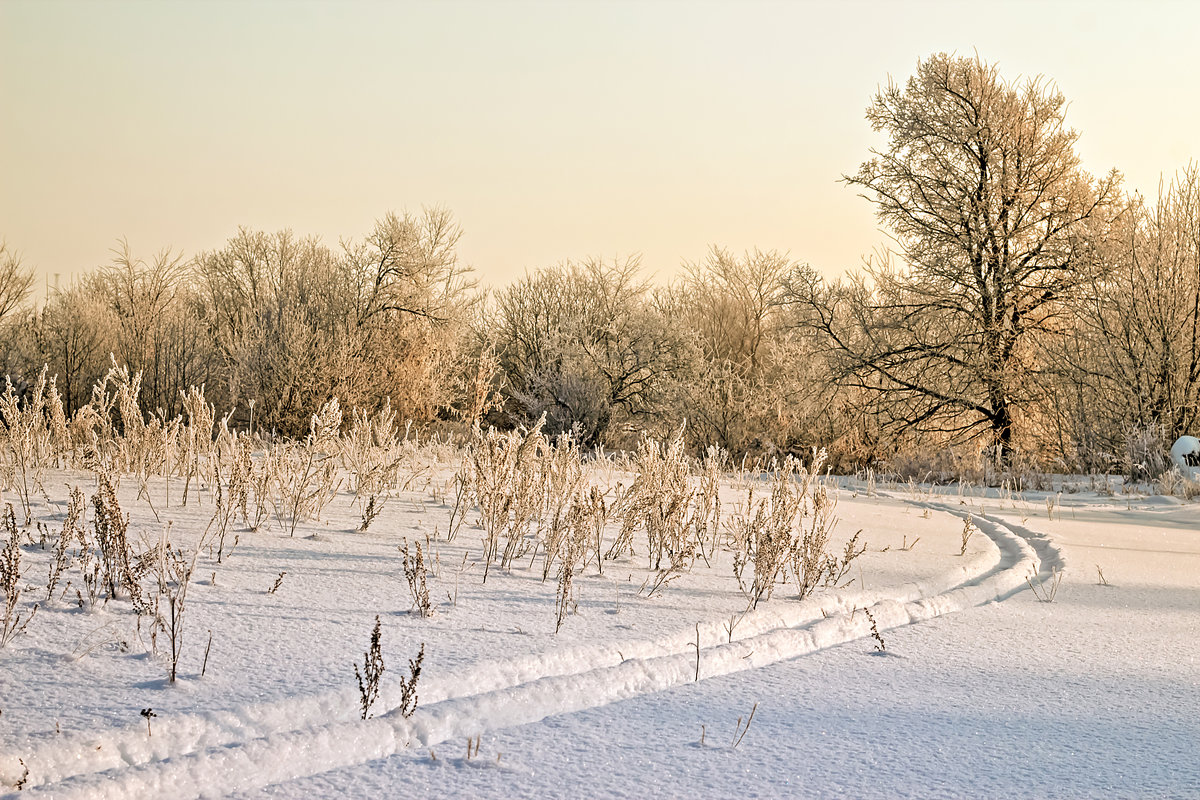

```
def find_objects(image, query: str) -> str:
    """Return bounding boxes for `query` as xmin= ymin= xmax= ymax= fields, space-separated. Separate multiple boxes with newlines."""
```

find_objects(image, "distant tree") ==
xmin=193 ymin=227 xmax=354 ymax=433
xmin=343 ymin=208 xmax=469 ymax=328
xmin=340 ymin=209 xmax=475 ymax=421
xmin=88 ymin=241 xmax=216 ymax=418
xmin=673 ymin=247 xmax=823 ymax=455
xmin=681 ymin=247 xmax=791 ymax=371
xmin=806 ymin=53 xmax=1121 ymax=462
xmin=492 ymin=257 xmax=690 ymax=446
xmin=31 ymin=285 xmax=114 ymax=415
xmin=194 ymin=211 xmax=472 ymax=434
xmin=0 ymin=241 xmax=35 ymax=325
xmin=0 ymin=242 xmax=50 ymax=399
xmin=1051 ymin=163 xmax=1200 ymax=464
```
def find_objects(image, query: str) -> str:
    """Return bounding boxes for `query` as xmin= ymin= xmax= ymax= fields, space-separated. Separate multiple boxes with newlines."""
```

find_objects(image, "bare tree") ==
xmin=493 ymin=257 xmax=690 ymax=446
xmin=672 ymin=247 xmax=832 ymax=455
xmin=88 ymin=241 xmax=216 ymax=418
xmin=1050 ymin=163 xmax=1200 ymax=466
xmin=680 ymin=247 xmax=791 ymax=371
xmin=32 ymin=285 xmax=114 ymax=415
xmin=194 ymin=213 xmax=473 ymax=434
xmin=805 ymin=53 xmax=1121 ymax=462
xmin=344 ymin=208 xmax=471 ymax=327
xmin=341 ymin=209 xmax=475 ymax=422
xmin=0 ymin=242 xmax=35 ymax=325
xmin=194 ymin=228 xmax=353 ymax=434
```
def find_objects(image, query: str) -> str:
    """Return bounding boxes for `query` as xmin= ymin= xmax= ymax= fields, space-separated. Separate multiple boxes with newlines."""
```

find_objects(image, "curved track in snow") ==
xmin=4 ymin=501 xmax=1064 ymax=800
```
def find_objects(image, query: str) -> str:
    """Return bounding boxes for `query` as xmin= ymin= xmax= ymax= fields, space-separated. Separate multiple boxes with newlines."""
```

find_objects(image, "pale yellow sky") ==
xmin=2 ymin=0 xmax=1198 ymax=292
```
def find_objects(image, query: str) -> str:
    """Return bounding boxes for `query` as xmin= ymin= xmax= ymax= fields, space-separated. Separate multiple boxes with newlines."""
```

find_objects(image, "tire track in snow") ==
xmin=6 ymin=505 xmax=1054 ymax=800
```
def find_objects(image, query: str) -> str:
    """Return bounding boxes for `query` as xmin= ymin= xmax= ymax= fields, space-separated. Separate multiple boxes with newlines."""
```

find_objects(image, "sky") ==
xmin=2 ymin=0 xmax=1199 ymax=294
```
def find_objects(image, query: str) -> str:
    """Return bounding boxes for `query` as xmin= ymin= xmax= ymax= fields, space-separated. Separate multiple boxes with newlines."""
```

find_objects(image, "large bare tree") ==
xmin=810 ymin=53 xmax=1121 ymax=460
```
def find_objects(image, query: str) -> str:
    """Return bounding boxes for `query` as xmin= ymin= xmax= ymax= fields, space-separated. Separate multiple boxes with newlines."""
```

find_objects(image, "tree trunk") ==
xmin=992 ymin=395 xmax=1014 ymax=470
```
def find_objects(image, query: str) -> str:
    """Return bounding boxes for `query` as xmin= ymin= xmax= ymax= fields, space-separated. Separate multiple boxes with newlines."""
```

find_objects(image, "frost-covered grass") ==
xmin=0 ymin=446 xmax=1196 ymax=798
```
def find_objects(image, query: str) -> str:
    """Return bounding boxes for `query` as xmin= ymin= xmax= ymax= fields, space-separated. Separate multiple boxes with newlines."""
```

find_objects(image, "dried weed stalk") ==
xmin=92 ymin=473 xmax=148 ymax=612
xmin=553 ymin=494 xmax=597 ymax=632
xmin=0 ymin=368 xmax=59 ymax=525
xmin=44 ymin=487 xmax=85 ymax=600
xmin=153 ymin=543 xmax=198 ymax=683
xmin=959 ymin=513 xmax=975 ymax=556
xmin=396 ymin=641 xmax=425 ymax=719
xmin=1027 ymin=566 xmax=1064 ymax=603
xmin=355 ymin=615 xmax=385 ymax=719
xmin=2 ymin=504 xmax=38 ymax=646
xmin=276 ymin=399 xmax=343 ymax=536
xmin=359 ymin=495 xmax=383 ymax=531
xmin=731 ymin=458 xmax=805 ymax=608
xmin=400 ymin=538 xmax=433 ymax=616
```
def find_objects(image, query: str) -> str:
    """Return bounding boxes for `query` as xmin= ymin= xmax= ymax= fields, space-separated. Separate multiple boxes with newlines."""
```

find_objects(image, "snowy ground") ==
xmin=1 ymin=468 xmax=1197 ymax=799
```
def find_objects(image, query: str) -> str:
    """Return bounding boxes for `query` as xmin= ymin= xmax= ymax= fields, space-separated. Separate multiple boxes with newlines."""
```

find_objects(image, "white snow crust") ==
xmin=1 ymin=469 xmax=1196 ymax=799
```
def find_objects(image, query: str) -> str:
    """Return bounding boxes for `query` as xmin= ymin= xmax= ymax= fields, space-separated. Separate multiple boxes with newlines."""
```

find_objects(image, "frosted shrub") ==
xmin=732 ymin=458 xmax=804 ymax=608
xmin=606 ymin=427 xmax=695 ymax=571
xmin=274 ymin=398 xmax=343 ymax=536
xmin=1123 ymin=421 xmax=1171 ymax=483
xmin=461 ymin=415 xmax=547 ymax=582
xmin=537 ymin=434 xmax=585 ymax=581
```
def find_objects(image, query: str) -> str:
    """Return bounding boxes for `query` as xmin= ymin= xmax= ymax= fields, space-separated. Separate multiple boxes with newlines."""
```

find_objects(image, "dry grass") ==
xmin=1028 ymin=566 xmax=1064 ymax=603
xmin=0 ymin=368 xmax=60 ymax=525
xmin=0 ymin=362 xmax=911 ymax=681
xmin=607 ymin=427 xmax=694 ymax=571
xmin=460 ymin=415 xmax=549 ymax=582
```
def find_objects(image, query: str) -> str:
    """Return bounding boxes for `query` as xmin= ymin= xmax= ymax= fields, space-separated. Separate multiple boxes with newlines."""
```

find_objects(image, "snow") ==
xmin=1170 ymin=435 xmax=1200 ymax=481
xmin=1 ymin=467 xmax=1197 ymax=799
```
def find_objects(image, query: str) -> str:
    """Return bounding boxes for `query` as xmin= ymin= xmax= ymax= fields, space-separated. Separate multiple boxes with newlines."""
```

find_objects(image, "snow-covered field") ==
xmin=2 ymin=459 xmax=1197 ymax=799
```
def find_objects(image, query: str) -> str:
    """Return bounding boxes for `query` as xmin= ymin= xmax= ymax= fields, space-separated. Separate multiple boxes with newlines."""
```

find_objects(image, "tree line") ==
xmin=2 ymin=53 xmax=1198 ymax=477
